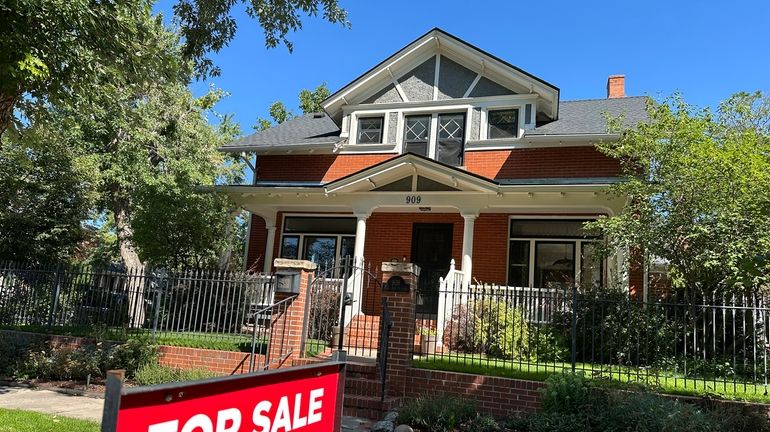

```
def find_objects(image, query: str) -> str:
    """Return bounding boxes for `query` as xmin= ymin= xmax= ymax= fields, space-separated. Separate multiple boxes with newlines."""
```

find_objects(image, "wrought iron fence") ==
xmin=416 ymin=282 xmax=770 ymax=397
xmin=0 ymin=262 xmax=277 ymax=357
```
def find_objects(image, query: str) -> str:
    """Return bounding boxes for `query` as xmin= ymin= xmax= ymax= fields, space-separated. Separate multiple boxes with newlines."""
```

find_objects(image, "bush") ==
xmin=105 ymin=338 xmax=157 ymax=378
xmin=134 ymin=362 xmax=217 ymax=386
xmin=307 ymin=286 xmax=340 ymax=343
xmin=442 ymin=300 xmax=529 ymax=360
xmin=397 ymin=394 xmax=477 ymax=432
xmin=473 ymin=300 xmax=528 ymax=360
xmin=539 ymin=373 xmax=598 ymax=415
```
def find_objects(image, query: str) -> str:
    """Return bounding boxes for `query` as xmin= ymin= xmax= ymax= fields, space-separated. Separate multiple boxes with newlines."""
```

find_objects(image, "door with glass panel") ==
xmin=437 ymin=113 xmax=465 ymax=166
xmin=404 ymin=115 xmax=430 ymax=157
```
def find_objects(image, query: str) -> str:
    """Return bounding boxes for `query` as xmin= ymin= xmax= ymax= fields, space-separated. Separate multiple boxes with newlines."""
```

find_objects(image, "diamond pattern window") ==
xmin=437 ymin=113 xmax=465 ymax=166
xmin=403 ymin=115 xmax=431 ymax=157
xmin=357 ymin=117 xmax=383 ymax=144
xmin=488 ymin=109 xmax=519 ymax=139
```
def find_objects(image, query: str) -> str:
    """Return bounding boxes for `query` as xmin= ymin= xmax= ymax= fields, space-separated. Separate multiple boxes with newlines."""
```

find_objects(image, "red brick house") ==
xmin=219 ymin=28 xmax=648 ymax=319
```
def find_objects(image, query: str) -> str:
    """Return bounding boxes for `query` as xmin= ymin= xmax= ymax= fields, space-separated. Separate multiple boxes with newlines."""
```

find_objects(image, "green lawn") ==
xmin=413 ymin=354 xmax=770 ymax=404
xmin=0 ymin=409 xmax=99 ymax=432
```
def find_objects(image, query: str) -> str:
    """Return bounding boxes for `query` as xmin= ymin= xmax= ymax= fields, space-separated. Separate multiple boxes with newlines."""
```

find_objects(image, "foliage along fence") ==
xmin=417 ymin=282 xmax=770 ymax=399
xmin=0 ymin=262 xmax=276 ymax=353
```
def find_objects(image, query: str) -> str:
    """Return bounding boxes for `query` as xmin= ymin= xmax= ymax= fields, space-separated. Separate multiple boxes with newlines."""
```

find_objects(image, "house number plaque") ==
xmin=405 ymin=195 xmax=422 ymax=204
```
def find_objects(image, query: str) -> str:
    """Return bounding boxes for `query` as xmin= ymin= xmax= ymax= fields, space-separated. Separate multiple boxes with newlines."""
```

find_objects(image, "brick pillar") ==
xmin=268 ymin=258 xmax=316 ymax=369
xmin=380 ymin=262 xmax=420 ymax=398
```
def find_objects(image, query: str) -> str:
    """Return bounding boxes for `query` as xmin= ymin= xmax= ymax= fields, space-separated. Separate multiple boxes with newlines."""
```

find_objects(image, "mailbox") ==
xmin=275 ymin=270 xmax=301 ymax=294
xmin=384 ymin=275 xmax=410 ymax=292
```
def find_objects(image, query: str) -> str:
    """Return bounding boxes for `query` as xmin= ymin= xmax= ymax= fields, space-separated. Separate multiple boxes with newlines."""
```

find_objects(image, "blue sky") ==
xmin=155 ymin=0 xmax=770 ymax=133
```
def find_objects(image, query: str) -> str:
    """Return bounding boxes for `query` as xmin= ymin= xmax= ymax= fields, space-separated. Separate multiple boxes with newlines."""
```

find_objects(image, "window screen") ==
xmin=437 ymin=113 xmax=465 ymax=166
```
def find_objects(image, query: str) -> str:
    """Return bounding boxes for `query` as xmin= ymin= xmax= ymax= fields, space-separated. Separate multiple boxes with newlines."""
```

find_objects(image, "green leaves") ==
xmin=590 ymin=92 xmax=770 ymax=293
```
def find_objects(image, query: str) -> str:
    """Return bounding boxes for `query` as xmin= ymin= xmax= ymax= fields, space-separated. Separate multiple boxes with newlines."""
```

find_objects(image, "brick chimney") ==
xmin=607 ymin=75 xmax=625 ymax=98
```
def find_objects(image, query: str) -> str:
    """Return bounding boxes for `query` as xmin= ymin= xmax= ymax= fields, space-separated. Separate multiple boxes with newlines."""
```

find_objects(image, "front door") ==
xmin=411 ymin=223 xmax=453 ymax=315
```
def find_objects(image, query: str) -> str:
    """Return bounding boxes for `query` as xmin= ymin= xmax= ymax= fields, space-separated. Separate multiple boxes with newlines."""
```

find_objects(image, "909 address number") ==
xmin=405 ymin=195 xmax=422 ymax=204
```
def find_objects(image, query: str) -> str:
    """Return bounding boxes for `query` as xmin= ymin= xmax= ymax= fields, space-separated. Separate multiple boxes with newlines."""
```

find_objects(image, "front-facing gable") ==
xmin=323 ymin=28 xmax=560 ymax=124
xmin=324 ymin=153 xmax=499 ymax=194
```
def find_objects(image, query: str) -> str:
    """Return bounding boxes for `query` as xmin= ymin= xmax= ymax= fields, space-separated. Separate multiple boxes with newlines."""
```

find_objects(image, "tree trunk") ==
xmin=0 ymin=91 xmax=20 ymax=139
xmin=217 ymin=208 xmax=241 ymax=271
xmin=112 ymin=197 xmax=146 ymax=328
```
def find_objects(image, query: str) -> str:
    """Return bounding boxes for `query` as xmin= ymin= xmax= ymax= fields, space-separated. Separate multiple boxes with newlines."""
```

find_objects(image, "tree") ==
xmin=253 ymin=82 xmax=329 ymax=130
xmin=173 ymin=1 xmax=349 ymax=78
xmin=0 ymin=0 xmax=348 ymax=137
xmin=588 ymin=92 xmax=770 ymax=293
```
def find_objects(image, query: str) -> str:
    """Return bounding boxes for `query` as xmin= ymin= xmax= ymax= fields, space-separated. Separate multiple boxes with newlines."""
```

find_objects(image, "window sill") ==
xmin=337 ymin=143 xmax=399 ymax=154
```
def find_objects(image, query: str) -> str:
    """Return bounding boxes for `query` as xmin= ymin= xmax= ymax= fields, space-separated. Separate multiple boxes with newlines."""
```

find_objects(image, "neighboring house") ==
xmin=218 ymin=28 xmax=648 ymax=317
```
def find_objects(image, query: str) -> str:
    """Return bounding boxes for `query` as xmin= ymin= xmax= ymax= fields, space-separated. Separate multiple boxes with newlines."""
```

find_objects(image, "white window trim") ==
xmin=278 ymin=214 xmax=358 ymax=263
xmin=505 ymin=216 xmax=606 ymax=288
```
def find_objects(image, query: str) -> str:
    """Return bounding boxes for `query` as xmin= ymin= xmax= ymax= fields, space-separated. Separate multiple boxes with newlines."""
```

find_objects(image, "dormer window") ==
xmin=357 ymin=116 xmax=384 ymax=144
xmin=487 ymin=109 xmax=519 ymax=139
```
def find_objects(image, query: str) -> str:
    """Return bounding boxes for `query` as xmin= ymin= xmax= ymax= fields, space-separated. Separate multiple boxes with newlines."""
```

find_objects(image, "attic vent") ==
xmin=312 ymin=112 xmax=325 ymax=118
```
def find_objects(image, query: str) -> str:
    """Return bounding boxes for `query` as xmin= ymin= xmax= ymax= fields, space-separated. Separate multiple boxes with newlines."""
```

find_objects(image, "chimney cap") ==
xmin=607 ymin=75 xmax=625 ymax=99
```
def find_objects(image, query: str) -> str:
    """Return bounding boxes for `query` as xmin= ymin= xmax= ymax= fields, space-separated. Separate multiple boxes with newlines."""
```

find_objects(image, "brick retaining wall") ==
xmin=405 ymin=368 xmax=545 ymax=417
xmin=157 ymin=346 xmax=263 ymax=375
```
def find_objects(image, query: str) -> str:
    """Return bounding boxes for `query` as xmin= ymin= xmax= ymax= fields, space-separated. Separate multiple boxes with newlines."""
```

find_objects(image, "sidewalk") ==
xmin=0 ymin=385 xmax=373 ymax=430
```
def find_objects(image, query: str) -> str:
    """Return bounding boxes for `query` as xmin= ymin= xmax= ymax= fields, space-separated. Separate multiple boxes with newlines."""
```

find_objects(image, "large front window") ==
xmin=279 ymin=216 xmax=356 ymax=264
xmin=507 ymin=219 xmax=603 ymax=289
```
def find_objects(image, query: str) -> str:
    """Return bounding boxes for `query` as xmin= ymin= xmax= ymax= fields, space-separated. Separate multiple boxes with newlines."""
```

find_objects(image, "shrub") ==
xmin=397 ymin=394 xmax=477 ymax=432
xmin=473 ymin=300 xmax=528 ymax=360
xmin=106 ymin=338 xmax=158 ymax=378
xmin=462 ymin=414 xmax=501 ymax=432
xmin=134 ymin=363 xmax=217 ymax=386
xmin=528 ymin=324 xmax=569 ymax=362
xmin=0 ymin=336 xmax=36 ymax=378
xmin=539 ymin=373 xmax=598 ymax=415
xmin=307 ymin=286 xmax=340 ymax=343
xmin=442 ymin=304 xmax=480 ymax=354
xmin=442 ymin=300 xmax=529 ymax=360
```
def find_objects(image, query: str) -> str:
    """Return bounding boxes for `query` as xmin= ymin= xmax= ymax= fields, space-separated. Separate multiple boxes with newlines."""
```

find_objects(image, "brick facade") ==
xmin=255 ymin=147 xmax=621 ymax=184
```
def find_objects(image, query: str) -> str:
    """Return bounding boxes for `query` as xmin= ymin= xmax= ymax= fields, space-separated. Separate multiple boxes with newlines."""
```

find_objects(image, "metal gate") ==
xmin=303 ymin=257 xmax=383 ymax=359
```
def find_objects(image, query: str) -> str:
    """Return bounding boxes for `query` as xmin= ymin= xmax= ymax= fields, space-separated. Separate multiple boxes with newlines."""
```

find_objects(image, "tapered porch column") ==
xmin=461 ymin=213 xmax=477 ymax=288
xmin=353 ymin=213 xmax=368 ymax=265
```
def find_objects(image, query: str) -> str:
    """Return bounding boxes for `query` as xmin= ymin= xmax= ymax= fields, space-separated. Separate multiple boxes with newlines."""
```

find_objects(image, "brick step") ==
xmin=345 ymin=377 xmax=383 ymax=397
xmin=342 ymin=394 xmax=399 ymax=420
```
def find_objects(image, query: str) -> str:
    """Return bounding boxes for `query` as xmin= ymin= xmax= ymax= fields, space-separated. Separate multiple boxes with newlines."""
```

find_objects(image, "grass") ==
xmin=0 ymin=409 xmax=99 ymax=432
xmin=2 ymin=325 xmax=326 ymax=355
xmin=413 ymin=354 xmax=770 ymax=404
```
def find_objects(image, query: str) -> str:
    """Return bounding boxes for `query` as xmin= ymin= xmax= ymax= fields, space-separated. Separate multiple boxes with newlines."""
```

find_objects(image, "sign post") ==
xmin=101 ymin=359 xmax=346 ymax=432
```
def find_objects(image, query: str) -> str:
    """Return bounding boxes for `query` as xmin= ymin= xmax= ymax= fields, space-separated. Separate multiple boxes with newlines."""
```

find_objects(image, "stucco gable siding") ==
xmin=363 ymin=82 xmax=403 ymax=104
xmin=469 ymin=76 xmax=516 ymax=97
xmin=399 ymin=56 xmax=436 ymax=102
xmin=387 ymin=112 xmax=398 ymax=144
xmin=437 ymin=57 xmax=477 ymax=99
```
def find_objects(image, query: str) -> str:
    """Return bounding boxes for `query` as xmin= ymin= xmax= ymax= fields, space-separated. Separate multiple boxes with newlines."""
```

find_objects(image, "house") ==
xmin=218 ymin=28 xmax=648 ymax=321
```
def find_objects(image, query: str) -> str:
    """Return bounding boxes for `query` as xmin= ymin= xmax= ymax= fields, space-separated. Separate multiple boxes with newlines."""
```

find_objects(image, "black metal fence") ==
xmin=0 ymin=262 xmax=277 ymax=355
xmin=416 ymin=283 xmax=770 ymax=398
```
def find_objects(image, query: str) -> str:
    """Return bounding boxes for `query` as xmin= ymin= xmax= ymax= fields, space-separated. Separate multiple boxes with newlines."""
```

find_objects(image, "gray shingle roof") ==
xmin=529 ymin=96 xmax=648 ymax=136
xmin=220 ymin=113 xmax=340 ymax=152
xmin=219 ymin=97 xmax=648 ymax=152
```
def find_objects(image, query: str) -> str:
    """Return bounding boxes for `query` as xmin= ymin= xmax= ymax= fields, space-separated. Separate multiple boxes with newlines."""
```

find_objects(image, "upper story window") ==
xmin=402 ymin=112 xmax=466 ymax=166
xmin=437 ymin=113 xmax=465 ymax=166
xmin=404 ymin=115 xmax=430 ymax=157
xmin=488 ymin=108 xmax=519 ymax=139
xmin=357 ymin=117 xmax=383 ymax=144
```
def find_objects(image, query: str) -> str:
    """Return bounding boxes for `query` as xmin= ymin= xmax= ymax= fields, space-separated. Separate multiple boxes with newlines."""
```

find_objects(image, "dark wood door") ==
xmin=411 ymin=223 xmax=453 ymax=314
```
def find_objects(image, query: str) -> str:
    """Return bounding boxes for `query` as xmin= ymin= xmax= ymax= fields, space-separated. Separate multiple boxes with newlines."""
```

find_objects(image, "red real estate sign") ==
xmin=101 ymin=361 xmax=346 ymax=432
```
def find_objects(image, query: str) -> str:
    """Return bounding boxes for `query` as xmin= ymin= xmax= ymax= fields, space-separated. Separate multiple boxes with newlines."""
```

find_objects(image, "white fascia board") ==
xmin=322 ymin=35 xmax=437 ymax=112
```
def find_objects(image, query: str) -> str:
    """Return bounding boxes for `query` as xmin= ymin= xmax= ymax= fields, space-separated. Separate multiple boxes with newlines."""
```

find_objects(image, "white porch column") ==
xmin=461 ymin=213 xmax=477 ymax=289
xmin=349 ymin=213 xmax=369 ymax=320
xmin=263 ymin=223 xmax=277 ymax=274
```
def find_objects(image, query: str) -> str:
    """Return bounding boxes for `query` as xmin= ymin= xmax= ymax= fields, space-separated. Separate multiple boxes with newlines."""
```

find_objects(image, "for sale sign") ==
xmin=101 ymin=361 xmax=346 ymax=432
